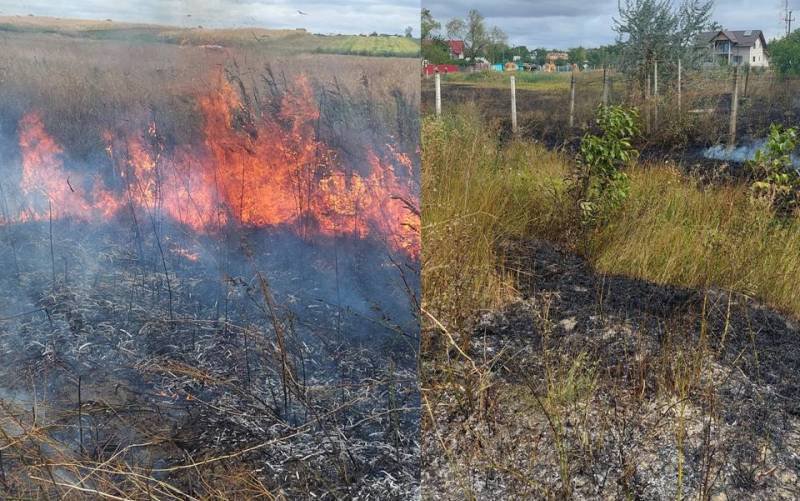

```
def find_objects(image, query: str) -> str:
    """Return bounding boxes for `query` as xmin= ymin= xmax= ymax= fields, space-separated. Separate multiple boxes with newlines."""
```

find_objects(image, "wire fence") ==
xmin=426 ymin=63 xmax=800 ymax=147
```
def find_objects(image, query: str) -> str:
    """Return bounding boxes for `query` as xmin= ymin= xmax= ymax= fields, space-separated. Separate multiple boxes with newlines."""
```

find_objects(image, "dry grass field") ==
xmin=0 ymin=15 xmax=420 ymax=57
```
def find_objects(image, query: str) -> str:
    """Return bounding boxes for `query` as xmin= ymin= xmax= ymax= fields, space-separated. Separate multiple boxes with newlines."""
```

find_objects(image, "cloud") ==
xmin=0 ymin=0 xmax=419 ymax=35
xmin=425 ymin=0 xmax=790 ymax=48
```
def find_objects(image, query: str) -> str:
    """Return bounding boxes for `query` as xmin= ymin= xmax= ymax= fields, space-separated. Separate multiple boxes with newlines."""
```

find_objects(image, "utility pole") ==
xmin=786 ymin=0 xmax=795 ymax=35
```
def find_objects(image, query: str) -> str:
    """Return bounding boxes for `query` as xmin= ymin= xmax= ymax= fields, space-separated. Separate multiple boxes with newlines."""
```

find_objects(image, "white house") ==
xmin=697 ymin=30 xmax=769 ymax=67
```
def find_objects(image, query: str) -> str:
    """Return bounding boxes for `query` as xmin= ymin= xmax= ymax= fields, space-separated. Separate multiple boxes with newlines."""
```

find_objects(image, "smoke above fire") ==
xmin=4 ymin=74 xmax=419 ymax=259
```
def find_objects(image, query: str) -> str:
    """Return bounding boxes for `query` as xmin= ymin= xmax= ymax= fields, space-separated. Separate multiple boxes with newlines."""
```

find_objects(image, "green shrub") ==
xmin=749 ymin=124 xmax=800 ymax=217
xmin=571 ymin=105 xmax=640 ymax=226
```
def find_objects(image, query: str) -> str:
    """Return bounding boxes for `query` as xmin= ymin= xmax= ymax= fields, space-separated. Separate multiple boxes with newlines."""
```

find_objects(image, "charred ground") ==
xmin=424 ymin=240 xmax=800 ymax=499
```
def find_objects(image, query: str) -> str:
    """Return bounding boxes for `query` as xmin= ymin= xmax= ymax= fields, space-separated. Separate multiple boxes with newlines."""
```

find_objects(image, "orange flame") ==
xmin=7 ymin=76 xmax=419 ymax=259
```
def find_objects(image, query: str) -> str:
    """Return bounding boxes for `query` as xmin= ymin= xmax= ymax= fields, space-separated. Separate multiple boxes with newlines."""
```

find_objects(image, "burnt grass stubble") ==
xmin=423 ymin=240 xmax=800 ymax=499
xmin=0 ymin=66 xmax=420 ymax=498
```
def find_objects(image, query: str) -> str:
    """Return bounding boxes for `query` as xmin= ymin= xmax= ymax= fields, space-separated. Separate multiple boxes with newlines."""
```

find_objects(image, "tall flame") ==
xmin=5 ymin=76 xmax=419 ymax=259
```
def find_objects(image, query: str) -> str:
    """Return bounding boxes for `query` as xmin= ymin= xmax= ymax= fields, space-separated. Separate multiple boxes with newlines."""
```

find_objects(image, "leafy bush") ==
xmin=571 ymin=105 xmax=640 ymax=226
xmin=749 ymin=124 xmax=800 ymax=217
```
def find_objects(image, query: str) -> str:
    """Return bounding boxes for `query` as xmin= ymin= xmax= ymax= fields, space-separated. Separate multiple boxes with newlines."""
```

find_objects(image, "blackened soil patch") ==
xmin=423 ymin=239 xmax=800 ymax=500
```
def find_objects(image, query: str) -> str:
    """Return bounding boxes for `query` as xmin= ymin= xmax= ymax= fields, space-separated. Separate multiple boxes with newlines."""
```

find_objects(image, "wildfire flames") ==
xmin=5 ymin=76 xmax=419 ymax=258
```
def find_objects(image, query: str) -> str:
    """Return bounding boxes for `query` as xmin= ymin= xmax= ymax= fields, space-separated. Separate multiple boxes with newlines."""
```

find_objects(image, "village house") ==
xmin=543 ymin=51 xmax=569 ymax=72
xmin=697 ymin=30 xmax=769 ymax=67
xmin=448 ymin=40 xmax=465 ymax=59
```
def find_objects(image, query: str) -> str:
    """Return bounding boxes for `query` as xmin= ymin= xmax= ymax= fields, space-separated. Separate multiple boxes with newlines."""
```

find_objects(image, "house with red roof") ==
xmin=448 ymin=40 xmax=465 ymax=60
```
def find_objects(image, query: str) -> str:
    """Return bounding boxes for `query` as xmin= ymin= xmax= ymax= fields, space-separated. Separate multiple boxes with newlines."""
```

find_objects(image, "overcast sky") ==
xmin=424 ymin=0 xmax=793 ymax=48
xmin=0 ymin=0 xmax=418 ymax=36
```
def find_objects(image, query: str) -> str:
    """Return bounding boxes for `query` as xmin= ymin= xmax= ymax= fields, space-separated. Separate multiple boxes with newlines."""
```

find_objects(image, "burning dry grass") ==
xmin=0 ymin=29 xmax=420 ymax=500
xmin=0 ymin=31 xmax=419 ymax=157
xmin=422 ymin=106 xmax=800 ymax=498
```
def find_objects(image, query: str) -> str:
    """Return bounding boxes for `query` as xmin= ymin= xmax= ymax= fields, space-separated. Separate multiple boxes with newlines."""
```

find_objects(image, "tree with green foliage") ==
xmin=442 ymin=9 xmax=491 ymax=60
xmin=421 ymin=9 xmax=451 ymax=63
xmin=568 ymin=46 xmax=588 ymax=65
xmin=445 ymin=18 xmax=466 ymax=40
xmin=464 ymin=10 xmax=490 ymax=59
xmin=422 ymin=39 xmax=451 ymax=64
xmin=769 ymin=30 xmax=800 ymax=77
xmin=421 ymin=8 xmax=440 ymax=40
xmin=587 ymin=44 xmax=623 ymax=68
xmin=614 ymin=0 xmax=715 ymax=91
xmin=532 ymin=47 xmax=550 ymax=65
xmin=483 ymin=27 xmax=510 ymax=63
xmin=509 ymin=45 xmax=532 ymax=62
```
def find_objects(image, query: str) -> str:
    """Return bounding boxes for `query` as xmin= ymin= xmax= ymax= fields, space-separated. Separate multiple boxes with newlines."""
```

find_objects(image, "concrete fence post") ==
xmin=510 ymin=76 xmax=518 ymax=134
xmin=744 ymin=63 xmax=751 ymax=97
xmin=653 ymin=59 xmax=659 ymax=131
xmin=645 ymin=72 xmax=651 ymax=134
xmin=729 ymin=66 xmax=740 ymax=148
xmin=435 ymin=72 xmax=442 ymax=118
xmin=569 ymin=70 xmax=576 ymax=128
xmin=677 ymin=58 xmax=682 ymax=116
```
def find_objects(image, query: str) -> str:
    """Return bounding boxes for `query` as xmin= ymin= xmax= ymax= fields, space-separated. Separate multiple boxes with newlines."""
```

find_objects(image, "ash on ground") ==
xmin=423 ymin=240 xmax=800 ymax=500
xmin=0 ymin=221 xmax=419 ymax=499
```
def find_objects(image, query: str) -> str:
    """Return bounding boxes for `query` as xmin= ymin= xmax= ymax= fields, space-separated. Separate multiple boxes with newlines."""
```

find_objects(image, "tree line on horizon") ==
xmin=422 ymin=1 xmax=800 ymax=79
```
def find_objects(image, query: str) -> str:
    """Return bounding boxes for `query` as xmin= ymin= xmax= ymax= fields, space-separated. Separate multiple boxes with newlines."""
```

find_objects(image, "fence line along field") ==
xmin=424 ymin=65 xmax=800 ymax=154
xmin=0 ymin=17 xmax=420 ymax=500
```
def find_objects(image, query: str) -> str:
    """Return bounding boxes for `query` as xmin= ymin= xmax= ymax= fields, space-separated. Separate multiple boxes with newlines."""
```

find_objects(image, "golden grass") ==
xmin=0 ymin=15 xmax=420 ymax=57
xmin=0 ymin=31 xmax=419 ymax=158
xmin=421 ymin=105 xmax=569 ymax=336
xmin=592 ymin=165 xmax=800 ymax=317
xmin=423 ymin=106 xmax=800 ymax=335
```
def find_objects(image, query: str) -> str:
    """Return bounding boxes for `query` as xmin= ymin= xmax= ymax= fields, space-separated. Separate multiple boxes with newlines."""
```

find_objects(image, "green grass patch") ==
xmin=314 ymin=35 xmax=419 ymax=58
xmin=442 ymin=70 xmax=575 ymax=92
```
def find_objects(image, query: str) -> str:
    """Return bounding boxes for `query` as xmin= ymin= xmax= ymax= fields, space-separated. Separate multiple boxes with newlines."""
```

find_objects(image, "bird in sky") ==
xmin=298 ymin=10 xmax=309 ymax=15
